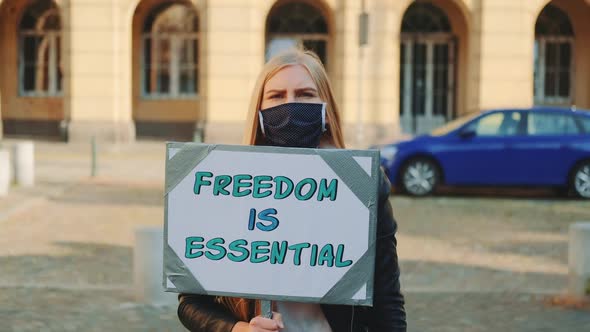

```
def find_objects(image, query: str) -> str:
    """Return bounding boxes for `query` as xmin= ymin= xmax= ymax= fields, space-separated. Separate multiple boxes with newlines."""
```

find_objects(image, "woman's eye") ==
xmin=269 ymin=94 xmax=282 ymax=99
xmin=300 ymin=92 xmax=315 ymax=98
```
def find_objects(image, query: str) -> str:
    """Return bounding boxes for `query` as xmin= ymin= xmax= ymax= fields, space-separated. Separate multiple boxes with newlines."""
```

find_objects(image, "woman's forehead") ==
xmin=264 ymin=64 xmax=317 ymax=91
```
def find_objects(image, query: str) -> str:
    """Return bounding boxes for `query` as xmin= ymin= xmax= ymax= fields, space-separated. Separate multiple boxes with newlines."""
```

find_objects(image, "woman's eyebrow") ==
xmin=264 ymin=89 xmax=285 ymax=95
xmin=295 ymin=87 xmax=318 ymax=93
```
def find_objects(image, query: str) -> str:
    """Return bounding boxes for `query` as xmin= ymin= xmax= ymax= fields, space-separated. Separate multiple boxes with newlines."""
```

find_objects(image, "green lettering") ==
xmin=194 ymin=172 xmax=213 ymax=195
xmin=318 ymin=244 xmax=335 ymax=267
xmin=228 ymin=239 xmax=249 ymax=262
xmin=213 ymin=175 xmax=232 ymax=196
xmin=294 ymin=178 xmax=317 ymax=201
xmin=288 ymin=243 xmax=311 ymax=266
xmin=232 ymin=174 xmax=253 ymax=197
xmin=335 ymin=244 xmax=353 ymax=267
xmin=310 ymin=244 xmax=318 ymax=266
xmin=205 ymin=238 xmax=226 ymax=260
xmin=317 ymin=179 xmax=338 ymax=201
xmin=185 ymin=236 xmax=204 ymax=259
xmin=250 ymin=241 xmax=271 ymax=263
xmin=253 ymin=175 xmax=273 ymax=199
xmin=270 ymin=241 xmax=288 ymax=264
xmin=274 ymin=176 xmax=294 ymax=200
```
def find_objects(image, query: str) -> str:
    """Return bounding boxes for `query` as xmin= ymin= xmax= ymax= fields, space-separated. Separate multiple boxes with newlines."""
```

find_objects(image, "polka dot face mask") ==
xmin=258 ymin=102 xmax=327 ymax=148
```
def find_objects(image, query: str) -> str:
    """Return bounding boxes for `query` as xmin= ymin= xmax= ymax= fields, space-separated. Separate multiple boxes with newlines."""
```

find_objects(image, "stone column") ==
xmin=0 ymin=91 xmax=3 ymax=139
xmin=334 ymin=0 xmax=400 ymax=147
xmin=0 ymin=149 xmax=9 ymax=196
xmin=366 ymin=0 xmax=401 ymax=143
xmin=63 ymin=0 xmax=135 ymax=143
xmin=12 ymin=141 xmax=34 ymax=187
xmin=333 ymin=0 xmax=362 ymax=147
xmin=202 ymin=0 xmax=263 ymax=144
xmin=469 ymin=0 xmax=535 ymax=112
xmin=569 ymin=222 xmax=590 ymax=297
xmin=134 ymin=227 xmax=177 ymax=305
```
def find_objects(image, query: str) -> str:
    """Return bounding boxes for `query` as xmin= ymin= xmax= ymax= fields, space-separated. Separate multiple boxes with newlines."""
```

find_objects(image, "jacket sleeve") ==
xmin=368 ymin=169 xmax=407 ymax=331
xmin=177 ymin=294 xmax=239 ymax=332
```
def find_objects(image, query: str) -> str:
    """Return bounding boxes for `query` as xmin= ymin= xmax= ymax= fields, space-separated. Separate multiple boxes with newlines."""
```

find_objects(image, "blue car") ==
xmin=379 ymin=107 xmax=590 ymax=198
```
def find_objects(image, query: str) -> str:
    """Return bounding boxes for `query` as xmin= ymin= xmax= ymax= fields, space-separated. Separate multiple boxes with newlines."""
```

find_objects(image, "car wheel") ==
xmin=571 ymin=162 xmax=590 ymax=199
xmin=401 ymin=158 xmax=439 ymax=196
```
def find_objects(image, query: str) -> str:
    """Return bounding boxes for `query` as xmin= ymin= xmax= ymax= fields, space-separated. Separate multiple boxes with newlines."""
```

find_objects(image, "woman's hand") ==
xmin=232 ymin=312 xmax=284 ymax=332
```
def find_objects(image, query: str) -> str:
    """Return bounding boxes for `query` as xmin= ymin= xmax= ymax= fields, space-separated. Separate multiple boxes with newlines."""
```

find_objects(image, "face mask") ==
xmin=258 ymin=102 xmax=327 ymax=148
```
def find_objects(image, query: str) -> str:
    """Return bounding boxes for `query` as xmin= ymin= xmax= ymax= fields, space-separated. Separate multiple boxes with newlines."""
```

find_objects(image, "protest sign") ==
xmin=163 ymin=143 xmax=379 ymax=306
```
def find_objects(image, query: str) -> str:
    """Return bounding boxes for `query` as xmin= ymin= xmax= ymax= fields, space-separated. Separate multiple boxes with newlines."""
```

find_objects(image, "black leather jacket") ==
xmin=177 ymin=170 xmax=407 ymax=331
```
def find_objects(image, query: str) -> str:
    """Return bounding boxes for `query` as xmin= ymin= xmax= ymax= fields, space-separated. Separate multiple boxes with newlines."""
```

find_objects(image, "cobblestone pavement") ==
xmin=1 ymin=140 xmax=589 ymax=331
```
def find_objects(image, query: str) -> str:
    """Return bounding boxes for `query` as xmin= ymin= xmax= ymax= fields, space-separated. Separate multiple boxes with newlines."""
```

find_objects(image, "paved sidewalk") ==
xmin=0 ymin=140 xmax=589 ymax=331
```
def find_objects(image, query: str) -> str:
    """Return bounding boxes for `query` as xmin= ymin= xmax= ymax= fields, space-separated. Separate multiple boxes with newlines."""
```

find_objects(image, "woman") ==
xmin=177 ymin=49 xmax=406 ymax=332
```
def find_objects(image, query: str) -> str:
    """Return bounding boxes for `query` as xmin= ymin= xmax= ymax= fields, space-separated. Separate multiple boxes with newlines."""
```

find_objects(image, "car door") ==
xmin=577 ymin=115 xmax=590 ymax=134
xmin=437 ymin=111 xmax=524 ymax=185
xmin=510 ymin=111 xmax=582 ymax=185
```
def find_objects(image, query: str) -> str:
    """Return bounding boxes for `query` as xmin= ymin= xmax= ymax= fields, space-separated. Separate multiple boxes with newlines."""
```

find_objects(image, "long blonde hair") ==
xmin=242 ymin=49 xmax=345 ymax=148
xmin=218 ymin=49 xmax=346 ymax=322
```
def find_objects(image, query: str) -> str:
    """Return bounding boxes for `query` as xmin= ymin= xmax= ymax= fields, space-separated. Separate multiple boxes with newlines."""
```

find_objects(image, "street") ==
xmin=0 ymin=141 xmax=589 ymax=331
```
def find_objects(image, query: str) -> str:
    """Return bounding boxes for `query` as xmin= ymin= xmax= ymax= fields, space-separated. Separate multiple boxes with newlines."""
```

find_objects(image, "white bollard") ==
xmin=569 ymin=222 xmax=590 ymax=297
xmin=134 ymin=227 xmax=177 ymax=305
xmin=12 ymin=141 xmax=35 ymax=187
xmin=0 ymin=150 xmax=10 ymax=196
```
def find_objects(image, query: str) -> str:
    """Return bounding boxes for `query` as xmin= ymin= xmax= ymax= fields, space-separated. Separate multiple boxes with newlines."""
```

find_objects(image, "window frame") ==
xmin=18 ymin=8 xmax=62 ymax=98
xmin=399 ymin=35 xmax=456 ymax=122
xmin=573 ymin=114 xmax=590 ymax=134
xmin=265 ymin=33 xmax=329 ymax=62
xmin=466 ymin=111 xmax=525 ymax=137
xmin=533 ymin=4 xmax=575 ymax=106
xmin=524 ymin=111 xmax=581 ymax=136
xmin=141 ymin=5 xmax=199 ymax=100
xmin=533 ymin=36 xmax=575 ymax=106
xmin=265 ymin=2 xmax=330 ymax=68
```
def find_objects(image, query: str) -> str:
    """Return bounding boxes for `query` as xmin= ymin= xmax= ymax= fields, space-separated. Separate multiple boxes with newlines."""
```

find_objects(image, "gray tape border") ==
xmin=163 ymin=144 xmax=174 ymax=292
xmin=163 ymin=142 xmax=210 ymax=294
xmin=162 ymin=142 xmax=380 ymax=306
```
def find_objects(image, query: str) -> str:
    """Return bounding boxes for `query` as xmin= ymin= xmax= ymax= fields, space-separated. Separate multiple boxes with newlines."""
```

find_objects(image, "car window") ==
xmin=471 ymin=112 xmax=521 ymax=136
xmin=578 ymin=115 xmax=590 ymax=133
xmin=431 ymin=112 xmax=480 ymax=136
xmin=527 ymin=112 xmax=579 ymax=136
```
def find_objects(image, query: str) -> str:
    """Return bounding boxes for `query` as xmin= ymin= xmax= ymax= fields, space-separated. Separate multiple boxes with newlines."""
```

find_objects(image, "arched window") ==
xmin=400 ymin=2 xmax=455 ymax=135
xmin=534 ymin=4 xmax=574 ymax=105
xmin=401 ymin=2 xmax=451 ymax=34
xmin=142 ymin=3 xmax=198 ymax=98
xmin=266 ymin=2 xmax=329 ymax=66
xmin=19 ymin=0 xmax=62 ymax=96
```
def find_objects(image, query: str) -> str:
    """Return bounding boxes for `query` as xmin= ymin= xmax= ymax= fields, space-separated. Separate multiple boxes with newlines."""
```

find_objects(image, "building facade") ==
xmin=0 ymin=0 xmax=589 ymax=146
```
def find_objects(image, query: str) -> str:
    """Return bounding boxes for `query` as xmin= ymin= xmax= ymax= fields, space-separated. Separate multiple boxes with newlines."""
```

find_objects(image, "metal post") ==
xmin=91 ymin=136 xmax=97 ymax=177
xmin=356 ymin=48 xmax=365 ymax=147
xmin=193 ymin=120 xmax=205 ymax=143
xmin=261 ymin=299 xmax=273 ymax=318
xmin=356 ymin=1 xmax=369 ymax=147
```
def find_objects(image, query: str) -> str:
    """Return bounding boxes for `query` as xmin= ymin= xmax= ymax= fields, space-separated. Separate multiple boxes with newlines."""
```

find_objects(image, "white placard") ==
xmin=164 ymin=143 xmax=379 ymax=305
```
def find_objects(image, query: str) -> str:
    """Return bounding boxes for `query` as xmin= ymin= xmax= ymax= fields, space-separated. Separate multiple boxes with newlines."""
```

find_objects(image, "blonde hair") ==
xmin=218 ymin=49 xmax=345 ymax=322
xmin=242 ymin=49 xmax=345 ymax=148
